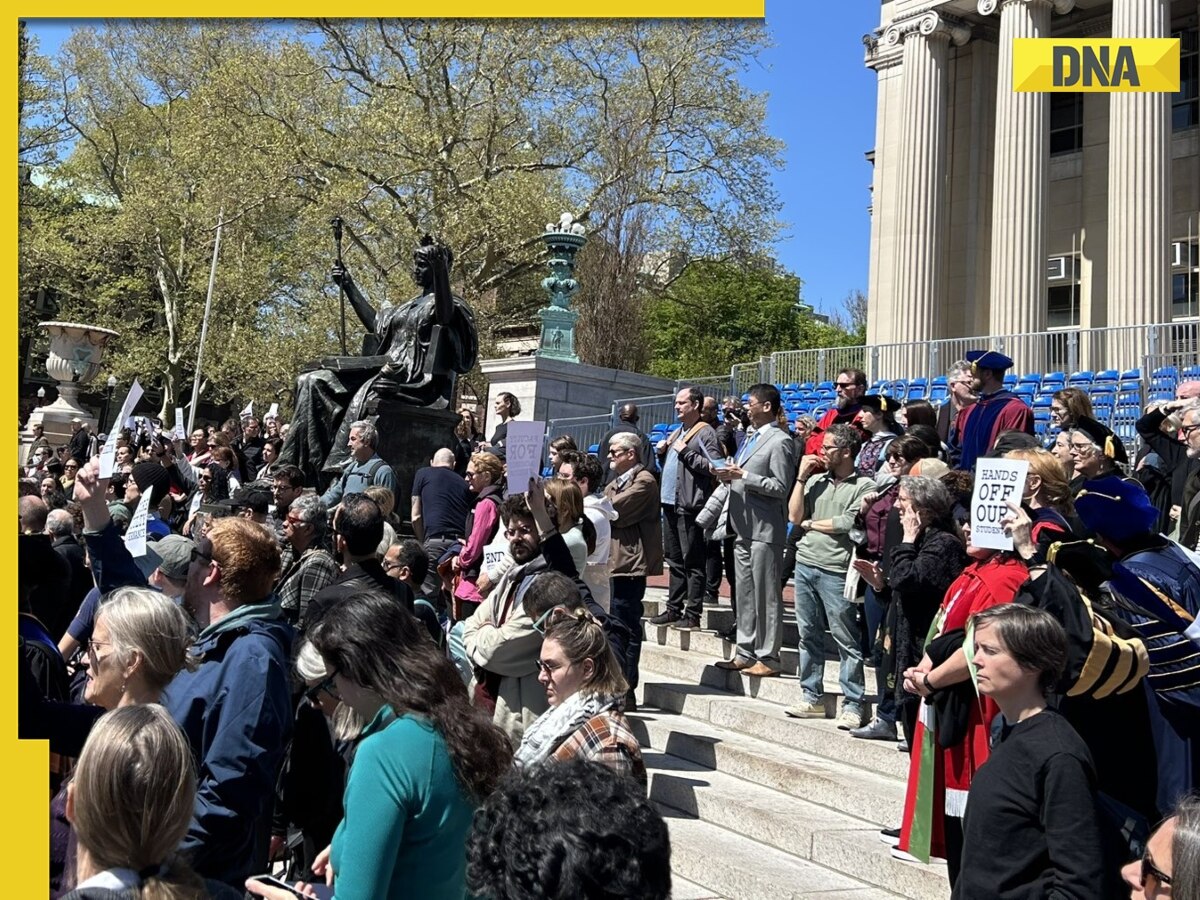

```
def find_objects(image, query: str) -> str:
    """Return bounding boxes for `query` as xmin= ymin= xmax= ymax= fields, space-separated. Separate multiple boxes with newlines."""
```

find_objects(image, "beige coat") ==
xmin=462 ymin=572 xmax=549 ymax=746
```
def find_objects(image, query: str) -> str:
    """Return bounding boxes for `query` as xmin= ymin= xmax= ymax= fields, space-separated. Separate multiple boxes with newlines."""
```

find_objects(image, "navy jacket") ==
xmin=163 ymin=602 xmax=294 ymax=887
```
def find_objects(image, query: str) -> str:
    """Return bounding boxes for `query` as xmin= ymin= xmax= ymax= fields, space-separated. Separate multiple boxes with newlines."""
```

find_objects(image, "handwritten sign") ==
xmin=124 ymin=485 xmax=154 ymax=558
xmin=970 ymin=458 xmax=1029 ymax=551
xmin=504 ymin=420 xmax=546 ymax=498
xmin=99 ymin=379 xmax=144 ymax=478
xmin=482 ymin=536 xmax=510 ymax=578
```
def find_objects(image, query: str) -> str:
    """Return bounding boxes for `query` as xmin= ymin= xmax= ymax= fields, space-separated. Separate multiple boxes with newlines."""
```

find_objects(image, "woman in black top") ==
xmin=488 ymin=392 xmax=521 ymax=450
xmin=954 ymin=603 xmax=1121 ymax=899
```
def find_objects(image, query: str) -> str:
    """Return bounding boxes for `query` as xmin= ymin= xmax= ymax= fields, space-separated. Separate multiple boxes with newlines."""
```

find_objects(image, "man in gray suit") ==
xmin=712 ymin=383 xmax=796 ymax=677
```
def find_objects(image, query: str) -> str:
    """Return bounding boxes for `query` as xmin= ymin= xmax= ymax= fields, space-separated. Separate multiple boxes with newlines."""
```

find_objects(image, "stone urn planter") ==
xmin=38 ymin=321 xmax=120 ymax=416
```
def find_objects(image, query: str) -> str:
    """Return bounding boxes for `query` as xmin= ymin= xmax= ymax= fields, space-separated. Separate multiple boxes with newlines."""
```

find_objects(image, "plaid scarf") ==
xmin=513 ymin=690 xmax=620 ymax=768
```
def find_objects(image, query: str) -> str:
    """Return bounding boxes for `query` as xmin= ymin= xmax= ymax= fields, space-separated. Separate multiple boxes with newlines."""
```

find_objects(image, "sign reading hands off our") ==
xmin=504 ymin=421 xmax=547 ymax=498
xmin=970 ymin=458 xmax=1029 ymax=552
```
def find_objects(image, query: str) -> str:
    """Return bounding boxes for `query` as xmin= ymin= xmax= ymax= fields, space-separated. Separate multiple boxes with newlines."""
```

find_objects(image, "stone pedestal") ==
xmin=480 ymin=355 xmax=676 ymax=437
xmin=373 ymin=402 xmax=462 ymax=530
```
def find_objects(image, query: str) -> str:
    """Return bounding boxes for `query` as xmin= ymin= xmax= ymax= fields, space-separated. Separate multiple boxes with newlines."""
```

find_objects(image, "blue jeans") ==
xmin=793 ymin=561 xmax=865 ymax=713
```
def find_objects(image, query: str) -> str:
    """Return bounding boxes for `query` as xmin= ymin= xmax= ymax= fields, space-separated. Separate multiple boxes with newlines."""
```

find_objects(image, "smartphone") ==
xmin=709 ymin=456 xmax=729 ymax=470
xmin=248 ymin=875 xmax=307 ymax=898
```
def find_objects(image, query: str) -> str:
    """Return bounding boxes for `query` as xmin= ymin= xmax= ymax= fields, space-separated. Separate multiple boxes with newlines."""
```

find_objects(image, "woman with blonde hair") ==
xmin=62 ymin=704 xmax=240 ymax=899
xmin=516 ymin=606 xmax=645 ymax=784
xmin=1050 ymin=387 xmax=1094 ymax=430
xmin=450 ymin=451 xmax=506 ymax=619
xmin=52 ymin=587 xmax=197 ymax=897
xmin=543 ymin=478 xmax=596 ymax=576
xmin=1004 ymin=447 xmax=1079 ymax=562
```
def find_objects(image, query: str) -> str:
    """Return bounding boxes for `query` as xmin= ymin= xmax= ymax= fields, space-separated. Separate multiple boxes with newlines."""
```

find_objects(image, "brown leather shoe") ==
xmin=742 ymin=662 xmax=781 ymax=677
xmin=714 ymin=658 xmax=753 ymax=671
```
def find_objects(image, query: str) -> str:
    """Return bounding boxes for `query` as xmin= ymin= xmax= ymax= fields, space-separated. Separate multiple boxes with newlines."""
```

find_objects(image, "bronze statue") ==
xmin=280 ymin=235 xmax=478 ymax=481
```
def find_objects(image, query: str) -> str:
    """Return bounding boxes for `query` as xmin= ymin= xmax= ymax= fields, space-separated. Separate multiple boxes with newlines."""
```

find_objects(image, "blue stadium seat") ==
xmin=869 ymin=380 xmax=886 ymax=392
xmin=1042 ymin=372 xmax=1066 ymax=385
xmin=817 ymin=381 xmax=834 ymax=392
xmin=929 ymin=386 xmax=948 ymax=403
xmin=1183 ymin=365 xmax=1200 ymax=380
xmin=1149 ymin=390 xmax=1174 ymax=403
xmin=784 ymin=383 xmax=800 ymax=393
xmin=1018 ymin=372 xmax=1041 ymax=386
xmin=587 ymin=444 xmax=600 ymax=454
xmin=1090 ymin=382 xmax=1116 ymax=396
xmin=1119 ymin=367 xmax=1142 ymax=381
xmin=1003 ymin=374 xmax=1018 ymax=387
xmin=1094 ymin=369 xmax=1119 ymax=382
xmin=799 ymin=382 xmax=815 ymax=392
xmin=931 ymin=375 xmax=948 ymax=387
xmin=1153 ymin=366 xmax=1179 ymax=380
xmin=1032 ymin=396 xmax=1052 ymax=408
xmin=1068 ymin=370 xmax=1094 ymax=386
xmin=907 ymin=385 xmax=927 ymax=401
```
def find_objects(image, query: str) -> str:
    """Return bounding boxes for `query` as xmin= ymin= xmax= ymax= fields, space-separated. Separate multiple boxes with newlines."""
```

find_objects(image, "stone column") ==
xmin=1107 ymin=0 xmax=1171 ymax=356
xmin=980 ymin=0 xmax=1073 ymax=370
xmin=884 ymin=12 xmax=970 ymax=377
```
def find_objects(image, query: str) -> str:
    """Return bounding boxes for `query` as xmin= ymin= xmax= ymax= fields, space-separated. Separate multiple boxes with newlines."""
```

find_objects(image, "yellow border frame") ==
xmin=10 ymin=6 xmax=764 ymax=894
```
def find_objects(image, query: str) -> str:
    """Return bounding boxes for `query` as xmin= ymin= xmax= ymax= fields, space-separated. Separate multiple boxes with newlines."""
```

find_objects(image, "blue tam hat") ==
xmin=1074 ymin=475 xmax=1158 ymax=543
xmin=965 ymin=349 xmax=1015 ymax=372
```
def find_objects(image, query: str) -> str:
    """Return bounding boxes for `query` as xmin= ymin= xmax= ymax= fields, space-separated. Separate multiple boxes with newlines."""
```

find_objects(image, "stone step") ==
xmin=645 ymin=748 xmax=947 ymax=900
xmin=639 ymin=676 xmax=908 ymax=780
xmin=630 ymin=707 xmax=906 ymax=826
xmin=656 ymin=805 xmax=898 ymax=900
xmin=637 ymin=642 xmax=873 ymax=719
xmin=648 ymin=619 xmax=809 ymax=676
xmin=671 ymin=874 xmax=729 ymax=900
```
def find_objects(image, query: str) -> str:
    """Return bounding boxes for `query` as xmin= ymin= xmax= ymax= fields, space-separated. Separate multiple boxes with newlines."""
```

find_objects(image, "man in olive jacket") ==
xmin=605 ymin=430 xmax=664 ymax=696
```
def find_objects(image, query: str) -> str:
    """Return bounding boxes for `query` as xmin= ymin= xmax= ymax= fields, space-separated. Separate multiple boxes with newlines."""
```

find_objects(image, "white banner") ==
xmin=174 ymin=407 xmax=186 ymax=440
xmin=266 ymin=402 xmax=279 ymax=421
xmin=970 ymin=458 xmax=1029 ymax=551
xmin=504 ymin=420 xmax=546 ymax=498
xmin=99 ymin=379 xmax=144 ymax=478
xmin=124 ymin=486 xmax=155 ymax=558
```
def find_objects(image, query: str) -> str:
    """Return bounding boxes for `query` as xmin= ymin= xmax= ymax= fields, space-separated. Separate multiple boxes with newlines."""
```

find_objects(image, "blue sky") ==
xmin=25 ymin=9 xmax=881 ymax=317
xmin=754 ymin=2 xmax=881 ymax=317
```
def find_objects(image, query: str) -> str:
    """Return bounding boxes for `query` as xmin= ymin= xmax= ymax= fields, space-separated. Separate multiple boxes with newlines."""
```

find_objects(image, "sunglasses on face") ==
xmin=304 ymin=672 xmax=340 ymax=705
xmin=1138 ymin=852 xmax=1172 ymax=888
xmin=190 ymin=547 xmax=213 ymax=565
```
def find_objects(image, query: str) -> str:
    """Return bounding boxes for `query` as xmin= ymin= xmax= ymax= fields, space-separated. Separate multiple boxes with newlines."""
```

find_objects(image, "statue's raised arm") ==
xmin=331 ymin=261 xmax=379 ymax=335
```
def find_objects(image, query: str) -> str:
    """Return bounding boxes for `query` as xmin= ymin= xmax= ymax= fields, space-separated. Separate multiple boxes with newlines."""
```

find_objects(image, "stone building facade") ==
xmin=864 ymin=0 xmax=1199 ymax=372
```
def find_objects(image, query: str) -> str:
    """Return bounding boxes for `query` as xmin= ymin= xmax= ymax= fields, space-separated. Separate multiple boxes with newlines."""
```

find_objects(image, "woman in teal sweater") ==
xmin=247 ymin=592 xmax=512 ymax=900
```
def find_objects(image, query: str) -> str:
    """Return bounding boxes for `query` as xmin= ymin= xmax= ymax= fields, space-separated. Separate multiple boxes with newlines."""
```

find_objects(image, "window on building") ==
xmin=1175 ymin=28 xmax=1199 ymax=132
xmin=1047 ymin=255 xmax=1080 ymax=328
xmin=1173 ymin=239 xmax=1199 ymax=320
xmin=1050 ymin=93 xmax=1083 ymax=155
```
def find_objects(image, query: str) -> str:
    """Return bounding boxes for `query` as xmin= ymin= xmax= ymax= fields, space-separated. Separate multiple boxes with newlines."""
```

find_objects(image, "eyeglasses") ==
xmin=1138 ymin=852 xmax=1173 ymax=888
xmin=505 ymin=523 xmax=536 ymax=538
xmin=190 ymin=547 xmax=213 ymax=565
xmin=1068 ymin=441 xmax=1096 ymax=454
xmin=607 ymin=448 xmax=631 ymax=457
xmin=535 ymin=657 xmax=571 ymax=675
xmin=1181 ymin=423 xmax=1200 ymax=438
xmin=834 ymin=381 xmax=859 ymax=390
xmin=304 ymin=672 xmax=341 ymax=706
xmin=64 ymin=464 xmax=78 ymax=471
xmin=86 ymin=639 xmax=110 ymax=659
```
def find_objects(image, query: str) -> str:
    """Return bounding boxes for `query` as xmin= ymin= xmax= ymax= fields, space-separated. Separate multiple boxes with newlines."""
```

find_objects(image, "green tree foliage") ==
xmin=644 ymin=260 xmax=859 ymax=380
xmin=19 ymin=20 xmax=782 ymax=414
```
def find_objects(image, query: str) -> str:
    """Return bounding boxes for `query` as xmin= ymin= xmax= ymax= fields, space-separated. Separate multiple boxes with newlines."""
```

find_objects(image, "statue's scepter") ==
xmin=331 ymin=216 xmax=348 ymax=355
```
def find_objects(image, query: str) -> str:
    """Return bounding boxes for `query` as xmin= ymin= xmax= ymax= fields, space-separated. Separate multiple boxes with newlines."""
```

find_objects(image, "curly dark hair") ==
xmin=467 ymin=759 xmax=671 ymax=899
xmin=308 ymin=591 xmax=512 ymax=803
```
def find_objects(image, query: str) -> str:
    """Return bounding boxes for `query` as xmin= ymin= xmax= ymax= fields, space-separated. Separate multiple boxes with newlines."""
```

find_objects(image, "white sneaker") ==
xmin=784 ymin=699 xmax=826 ymax=719
xmin=837 ymin=708 xmax=865 ymax=731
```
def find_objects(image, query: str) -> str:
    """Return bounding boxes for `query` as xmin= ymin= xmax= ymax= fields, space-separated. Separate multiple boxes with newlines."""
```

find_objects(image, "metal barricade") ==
xmin=543 ymin=413 xmax=617 ymax=466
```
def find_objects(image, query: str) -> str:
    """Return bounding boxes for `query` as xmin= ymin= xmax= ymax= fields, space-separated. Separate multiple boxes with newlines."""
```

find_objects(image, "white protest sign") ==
xmin=174 ymin=407 xmax=186 ymax=440
xmin=99 ymin=379 xmax=145 ymax=478
xmin=482 ymin=536 xmax=510 ymax=578
xmin=969 ymin=458 xmax=1029 ymax=551
xmin=124 ymin=485 xmax=155 ymax=558
xmin=504 ymin=420 xmax=546 ymax=498
xmin=266 ymin=402 xmax=279 ymax=421
xmin=240 ymin=400 xmax=254 ymax=419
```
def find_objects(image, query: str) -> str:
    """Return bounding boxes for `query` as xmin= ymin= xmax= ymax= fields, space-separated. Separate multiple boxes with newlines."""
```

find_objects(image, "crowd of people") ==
xmin=18 ymin=409 xmax=669 ymax=899
xmin=17 ymin=347 xmax=1200 ymax=898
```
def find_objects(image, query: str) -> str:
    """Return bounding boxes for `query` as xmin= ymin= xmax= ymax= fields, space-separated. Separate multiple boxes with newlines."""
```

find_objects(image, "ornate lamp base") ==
xmin=537 ymin=306 xmax=580 ymax=363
